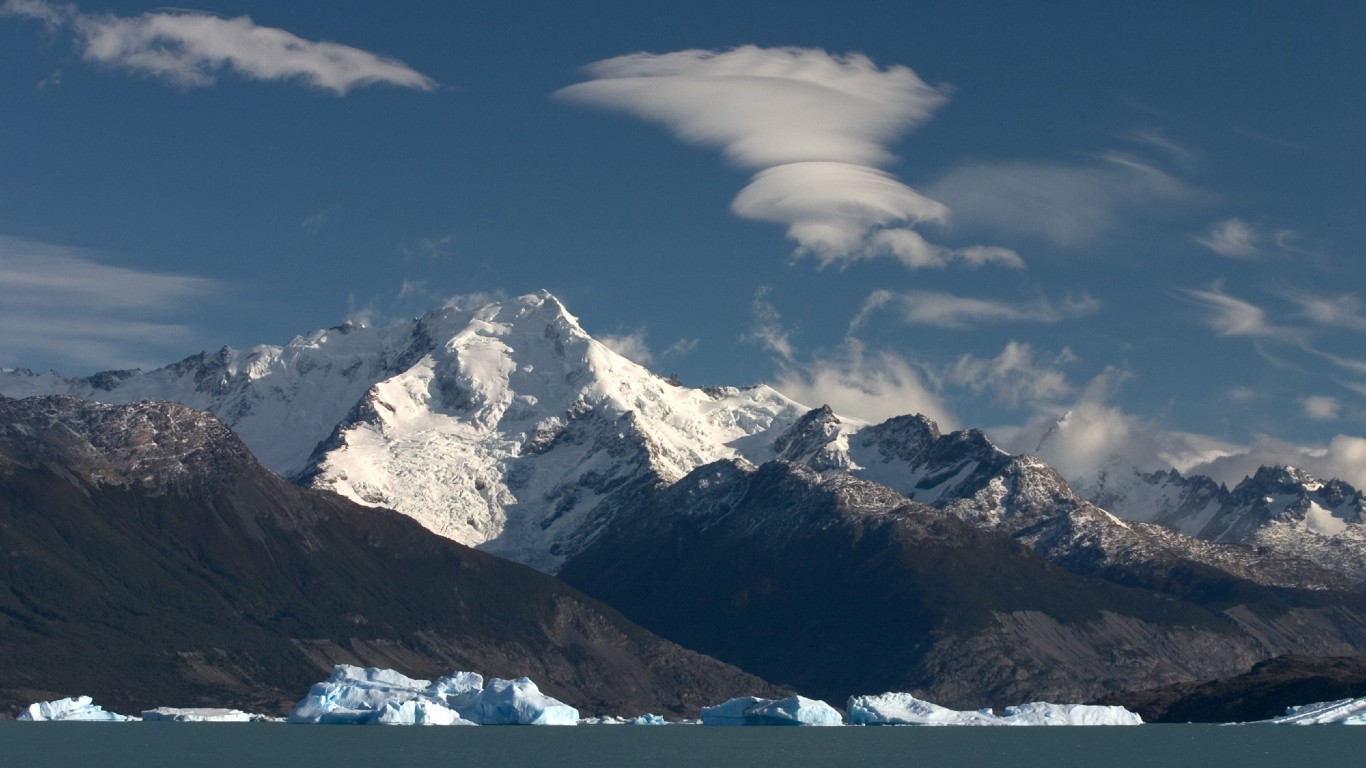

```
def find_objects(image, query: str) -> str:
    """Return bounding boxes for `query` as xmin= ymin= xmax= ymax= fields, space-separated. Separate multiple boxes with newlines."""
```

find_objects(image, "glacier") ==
xmin=847 ymin=692 xmax=1142 ymax=726
xmin=18 ymin=696 xmax=134 ymax=722
xmin=287 ymin=664 xmax=577 ymax=726
xmin=700 ymin=695 xmax=843 ymax=726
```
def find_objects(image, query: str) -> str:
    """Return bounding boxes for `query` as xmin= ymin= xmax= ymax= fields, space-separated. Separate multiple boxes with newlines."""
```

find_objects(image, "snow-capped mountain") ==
xmin=1 ymin=291 xmax=815 ymax=571
xmin=4 ymin=289 xmax=1362 ymax=584
xmin=1090 ymin=465 xmax=1366 ymax=583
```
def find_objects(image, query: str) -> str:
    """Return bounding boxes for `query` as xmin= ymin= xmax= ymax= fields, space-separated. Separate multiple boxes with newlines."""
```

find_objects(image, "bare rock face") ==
xmin=0 ymin=394 xmax=783 ymax=719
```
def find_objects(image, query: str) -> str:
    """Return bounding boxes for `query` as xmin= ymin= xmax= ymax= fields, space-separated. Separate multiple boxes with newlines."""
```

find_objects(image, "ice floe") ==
xmin=1258 ymin=696 xmax=1366 ymax=725
xmin=18 ymin=696 xmax=134 ymax=722
xmin=140 ymin=707 xmax=258 ymax=723
xmin=848 ymin=692 xmax=1142 ymax=726
xmin=286 ymin=665 xmax=577 ymax=725
xmin=701 ymin=695 xmax=843 ymax=726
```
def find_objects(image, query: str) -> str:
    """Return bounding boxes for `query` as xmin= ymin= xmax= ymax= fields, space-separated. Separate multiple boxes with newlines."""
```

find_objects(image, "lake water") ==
xmin=1 ymin=723 xmax=1361 ymax=767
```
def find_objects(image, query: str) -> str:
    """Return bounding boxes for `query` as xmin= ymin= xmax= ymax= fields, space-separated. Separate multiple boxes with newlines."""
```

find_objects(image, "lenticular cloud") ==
xmin=558 ymin=46 xmax=1019 ymax=270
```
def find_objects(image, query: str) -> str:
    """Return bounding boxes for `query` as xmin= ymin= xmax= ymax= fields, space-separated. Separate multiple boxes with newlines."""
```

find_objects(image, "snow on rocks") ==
xmin=1258 ymin=696 xmax=1366 ymax=725
xmin=287 ymin=665 xmax=577 ymax=726
xmin=18 ymin=696 xmax=134 ymax=722
xmin=848 ymin=692 xmax=1142 ymax=726
xmin=700 ymin=695 xmax=843 ymax=726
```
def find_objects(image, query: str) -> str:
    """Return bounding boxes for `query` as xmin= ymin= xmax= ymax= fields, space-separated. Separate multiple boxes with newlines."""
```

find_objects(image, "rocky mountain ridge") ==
xmin=0 ymin=394 xmax=782 ymax=718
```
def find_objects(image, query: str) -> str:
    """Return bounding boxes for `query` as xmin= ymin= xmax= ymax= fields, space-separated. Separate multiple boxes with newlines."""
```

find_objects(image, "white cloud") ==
xmin=663 ymin=338 xmax=699 ymax=358
xmin=1281 ymin=289 xmax=1366 ymax=331
xmin=598 ymin=328 xmax=654 ymax=366
xmin=927 ymin=152 xmax=1197 ymax=247
xmin=1194 ymin=218 xmax=1262 ymax=259
xmin=1188 ymin=434 xmax=1366 ymax=490
xmin=993 ymin=370 xmax=1243 ymax=489
xmin=944 ymin=342 xmax=1074 ymax=409
xmin=2 ymin=1 xmax=435 ymax=93
xmin=0 ymin=235 xmax=220 ymax=371
xmin=746 ymin=286 xmax=795 ymax=362
xmin=558 ymin=46 xmax=1014 ymax=269
xmin=1302 ymin=395 xmax=1341 ymax=421
xmin=851 ymin=288 xmax=1099 ymax=330
xmin=1178 ymin=282 xmax=1303 ymax=342
xmin=771 ymin=340 xmax=956 ymax=429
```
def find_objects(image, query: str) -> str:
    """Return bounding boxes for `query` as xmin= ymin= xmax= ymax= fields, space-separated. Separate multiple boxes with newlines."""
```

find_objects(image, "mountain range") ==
xmin=4 ymin=291 xmax=1366 ymax=712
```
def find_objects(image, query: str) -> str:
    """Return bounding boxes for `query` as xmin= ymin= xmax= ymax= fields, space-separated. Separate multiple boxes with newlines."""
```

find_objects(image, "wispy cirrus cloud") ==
xmin=1280 ymin=289 xmax=1366 ymax=331
xmin=1177 ymin=282 xmax=1304 ymax=342
xmin=0 ymin=235 xmax=221 ymax=371
xmin=1 ymin=0 xmax=436 ymax=93
xmin=851 ymin=288 xmax=1099 ymax=331
xmin=927 ymin=151 xmax=1198 ymax=248
xmin=1194 ymin=218 xmax=1263 ymax=259
xmin=557 ymin=46 xmax=1019 ymax=270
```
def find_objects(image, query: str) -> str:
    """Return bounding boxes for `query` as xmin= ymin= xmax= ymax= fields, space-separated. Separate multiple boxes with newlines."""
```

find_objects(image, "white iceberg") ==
xmin=460 ymin=677 xmax=579 ymax=725
xmin=701 ymin=695 xmax=842 ymax=726
xmin=18 ymin=696 xmax=134 ymax=722
xmin=848 ymin=693 xmax=1142 ymax=726
xmin=998 ymin=702 xmax=1143 ymax=726
xmin=1258 ymin=696 xmax=1366 ymax=725
xmin=580 ymin=714 xmax=669 ymax=725
xmin=287 ymin=665 xmax=578 ymax=725
xmin=848 ymin=692 xmax=1000 ymax=726
xmin=288 ymin=665 xmax=479 ymax=725
xmin=140 ymin=707 xmax=257 ymax=723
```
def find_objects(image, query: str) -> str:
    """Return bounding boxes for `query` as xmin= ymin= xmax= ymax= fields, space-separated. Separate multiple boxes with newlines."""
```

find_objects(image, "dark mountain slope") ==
xmin=559 ymin=459 xmax=1366 ymax=709
xmin=1099 ymin=654 xmax=1366 ymax=723
xmin=0 ymin=395 xmax=782 ymax=718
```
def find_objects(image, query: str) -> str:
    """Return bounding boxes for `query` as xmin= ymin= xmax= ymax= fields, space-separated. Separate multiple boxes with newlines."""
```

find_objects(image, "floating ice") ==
xmin=848 ymin=692 xmax=1142 ymax=726
xmin=461 ymin=677 xmax=579 ymax=725
xmin=999 ymin=702 xmax=1143 ymax=726
xmin=18 ymin=696 xmax=133 ymax=722
xmin=701 ymin=695 xmax=842 ymax=726
xmin=1259 ymin=696 xmax=1366 ymax=725
xmin=580 ymin=714 xmax=669 ymax=725
xmin=288 ymin=665 xmax=479 ymax=725
xmin=848 ymin=692 xmax=999 ymax=726
xmin=287 ymin=665 xmax=577 ymax=725
xmin=140 ymin=707 xmax=256 ymax=722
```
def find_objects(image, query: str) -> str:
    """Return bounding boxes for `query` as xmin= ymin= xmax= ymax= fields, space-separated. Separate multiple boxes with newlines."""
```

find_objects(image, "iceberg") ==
xmin=848 ymin=692 xmax=1000 ymax=726
xmin=998 ymin=702 xmax=1143 ymax=726
xmin=1258 ymin=696 xmax=1366 ymax=725
xmin=700 ymin=695 xmax=842 ymax=726
xmin=288 ymin=665 xmax=479 ymax=725
xmin=580 ymin=714 xmax=669 ymax=725
xmin=140 ymin=707 xmax=257 ymax=723
xmin=460 ymin=677 xmax=579 ymax=725
xmin=848 ymin=693 xmax=1142 ymax=726
xmin=287 ymin=665 xmax=578 ymax=725
xmin=18 ymin=696 xmax=133 ymax=722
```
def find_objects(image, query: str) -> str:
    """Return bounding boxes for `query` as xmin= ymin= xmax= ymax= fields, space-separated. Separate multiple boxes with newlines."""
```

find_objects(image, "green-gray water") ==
xmin=1 ymin=723 xmax=1361 ymax=768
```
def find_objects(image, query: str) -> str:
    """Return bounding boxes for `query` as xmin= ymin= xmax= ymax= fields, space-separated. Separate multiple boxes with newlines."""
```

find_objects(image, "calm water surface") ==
xmin=1 ymin=723 xmax=1362 ymax=768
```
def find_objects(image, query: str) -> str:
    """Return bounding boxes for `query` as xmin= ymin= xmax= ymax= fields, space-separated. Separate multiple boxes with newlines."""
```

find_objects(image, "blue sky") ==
xmin=3 ymin=0 xmax=1365 ymax=485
